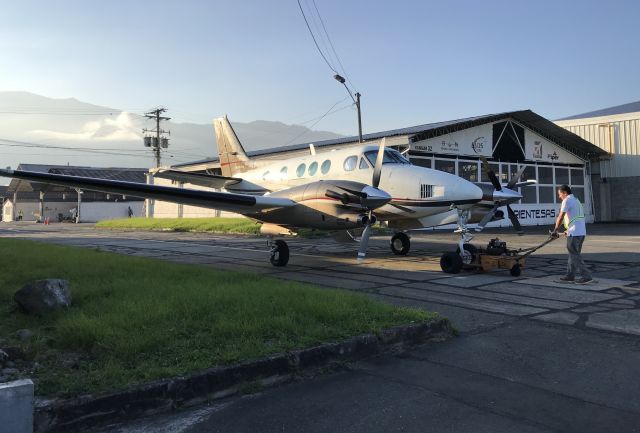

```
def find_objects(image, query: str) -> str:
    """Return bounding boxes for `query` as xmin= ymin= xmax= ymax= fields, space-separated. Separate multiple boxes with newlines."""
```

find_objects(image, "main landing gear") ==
xmin=269 ymin=239 xmax=289 ymax=267
xmin=390 ymin=232 xmax=411 ymax=255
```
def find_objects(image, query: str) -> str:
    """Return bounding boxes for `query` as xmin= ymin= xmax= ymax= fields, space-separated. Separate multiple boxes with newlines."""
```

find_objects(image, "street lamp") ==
xmin=333 ymin=74 xmax=362 ymax=143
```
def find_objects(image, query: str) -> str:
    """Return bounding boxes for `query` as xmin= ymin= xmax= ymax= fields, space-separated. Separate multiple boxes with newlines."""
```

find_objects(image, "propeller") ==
xmin=476 ymin=157 xmax=524 ymax=235
xmin=357 ymin=138 xmax=387 ymax=262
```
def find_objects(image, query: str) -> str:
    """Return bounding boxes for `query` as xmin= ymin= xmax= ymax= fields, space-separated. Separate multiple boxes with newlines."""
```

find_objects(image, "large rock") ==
xmin=14 ymin=279 xmax=72 ymax=315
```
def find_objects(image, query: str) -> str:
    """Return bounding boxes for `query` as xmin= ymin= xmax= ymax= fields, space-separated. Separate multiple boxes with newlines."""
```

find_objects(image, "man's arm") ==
xmin=553 ymin=211 xmax=566 ymax=233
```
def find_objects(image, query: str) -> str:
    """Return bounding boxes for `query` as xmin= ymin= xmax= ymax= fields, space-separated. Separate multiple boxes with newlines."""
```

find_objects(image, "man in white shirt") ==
xmin=552 ymin=184 xmax=592 ymax=284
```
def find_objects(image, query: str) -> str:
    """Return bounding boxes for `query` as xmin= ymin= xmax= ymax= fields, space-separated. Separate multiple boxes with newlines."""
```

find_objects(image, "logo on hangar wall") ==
xmin=533 ymin=141 xmax=543 ymax=159
xmin=471 ymin=137 xmax=486 ymax=154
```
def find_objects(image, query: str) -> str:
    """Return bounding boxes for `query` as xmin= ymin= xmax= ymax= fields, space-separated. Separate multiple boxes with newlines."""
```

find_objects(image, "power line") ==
xmin=283 ymin=99 xmax=353 ymax=145
xmin=297 ymin=0 xmax=338 ymax=74
xmin=311 ymin=0 xmax=356 ymax=90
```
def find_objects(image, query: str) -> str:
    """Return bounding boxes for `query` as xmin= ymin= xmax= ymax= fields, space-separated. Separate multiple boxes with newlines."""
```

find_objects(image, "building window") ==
xmin=572 ymin=187 xmax=585 ymax=202
xmin=538 ymin=166 xmax=553 ymax=185
xmin=343 ymin=156 xmax=357 ymax=171
xmin=521 ymin=186 xmax=537 ymax=204
xmin=296 ymin=163 xmax=306 ymax=178
xmin=459 ymin=161 xmax=479 ymax=182
xmin=308 ymin=161 xmax=318 ymax=176
xmin=555 ymin=167 xmax=569 ymax=184
xmin=412 ymin=157 xmax=432 ymax=168
xmin=321 ymin=160 xmax=331 ymax=174
xmin=570 ymin=169 xmax=584 ymax=185
xmin=359 ymin=157 xmax=369 ymax=169
xmin=434 ymin=159 xmax=455 ymax=175
xmin=481 ymin=162 xmax=500 ymax=183
xmin=539 ymin=186 xmax=555 ymax=204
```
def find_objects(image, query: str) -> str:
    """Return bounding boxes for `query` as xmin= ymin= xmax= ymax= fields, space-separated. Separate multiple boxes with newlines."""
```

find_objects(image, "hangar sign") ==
xmin=411 ymin=124 xmax=493 ymax=157
xmin=524 ymin=130 xmax=583 ymax=164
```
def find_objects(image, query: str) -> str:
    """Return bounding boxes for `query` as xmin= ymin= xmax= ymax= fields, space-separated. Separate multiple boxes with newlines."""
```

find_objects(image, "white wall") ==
xmin=79 ymin=202 xmax=144 ymax=222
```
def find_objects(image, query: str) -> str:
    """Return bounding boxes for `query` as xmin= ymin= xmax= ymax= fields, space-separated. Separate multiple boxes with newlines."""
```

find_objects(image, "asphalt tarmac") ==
xmin=2 ymin=222 xmax=640 ymax=433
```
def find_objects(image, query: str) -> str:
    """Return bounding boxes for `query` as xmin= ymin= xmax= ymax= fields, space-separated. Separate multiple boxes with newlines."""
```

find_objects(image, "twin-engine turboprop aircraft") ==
xmin=0 ymin=116 xmax=530 ymax=270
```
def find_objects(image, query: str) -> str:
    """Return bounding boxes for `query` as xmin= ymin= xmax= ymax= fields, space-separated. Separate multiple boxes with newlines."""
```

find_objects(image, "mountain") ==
xmin=0 ymin=92 xmax=343 ymax=177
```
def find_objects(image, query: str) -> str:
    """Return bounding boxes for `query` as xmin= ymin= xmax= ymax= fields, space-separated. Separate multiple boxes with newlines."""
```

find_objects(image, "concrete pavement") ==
xmin=2 ymin=222 xmax=640 ymax=432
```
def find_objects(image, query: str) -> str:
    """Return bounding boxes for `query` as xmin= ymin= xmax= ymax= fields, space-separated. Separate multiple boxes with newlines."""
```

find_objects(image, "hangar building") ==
xmin=555 ymin=101 xmax=640 ymax=222
xmin=150 ymin=109 xmax=607 ymax=227
xmin=2 ymin=164 xmax=146 ymax=222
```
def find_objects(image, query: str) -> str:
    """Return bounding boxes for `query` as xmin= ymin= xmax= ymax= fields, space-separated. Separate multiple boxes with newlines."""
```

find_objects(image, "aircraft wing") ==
xmin=154 ymin=169 xmax=242 ymax=189
xmin=0 ymin=169 xmax=294 ymax=214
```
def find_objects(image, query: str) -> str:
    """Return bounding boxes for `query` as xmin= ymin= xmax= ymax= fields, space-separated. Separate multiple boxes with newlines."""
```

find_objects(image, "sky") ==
xmin=1 ymin=0 xmax=639 ymax=137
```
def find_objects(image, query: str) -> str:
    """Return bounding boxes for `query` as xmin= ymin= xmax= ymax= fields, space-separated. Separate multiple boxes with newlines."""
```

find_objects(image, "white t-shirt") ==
xmin=560 ymin=194 xmax=586 ymax=237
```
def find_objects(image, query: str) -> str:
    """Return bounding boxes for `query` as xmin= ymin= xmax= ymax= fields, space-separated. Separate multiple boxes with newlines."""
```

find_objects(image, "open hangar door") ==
xmin=407 ymin=119 xmax=591 ymax=228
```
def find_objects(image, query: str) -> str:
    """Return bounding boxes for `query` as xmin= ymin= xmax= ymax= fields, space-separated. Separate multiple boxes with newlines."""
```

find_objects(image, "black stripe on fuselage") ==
xmin=390 ymin=199 xmax=480 ymax=207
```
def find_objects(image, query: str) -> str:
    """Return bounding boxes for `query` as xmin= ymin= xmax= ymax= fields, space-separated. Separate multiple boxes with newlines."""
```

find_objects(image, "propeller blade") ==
xmin=334 ymin=185 xmax=367 ymax=198
xmin=372 ymin=138 xmax=386 ymax=188
xmin=480 ymin=157 xmax=502 ymax=191
xmin=325 ymin=189 xmax=351 ymax=205
xmin=474 ymin=205 xmax=499 ymax=232
xmin=506 ymin=204 xmax=524 ymax=235
xmin=357 ymin=219 xmax=373 ymax=262
xmin=506 ymin=165 xmax=527 ymax=190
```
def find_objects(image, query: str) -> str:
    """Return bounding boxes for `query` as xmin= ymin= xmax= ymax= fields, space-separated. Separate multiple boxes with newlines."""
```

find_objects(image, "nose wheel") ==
xmin=269 ymin=239 xmax=289 ymax=267
xmin=390 ymin=232 xmax=411 ymax=255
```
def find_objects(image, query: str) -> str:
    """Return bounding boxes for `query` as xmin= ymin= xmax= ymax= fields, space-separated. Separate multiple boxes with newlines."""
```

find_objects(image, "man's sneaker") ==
xmin=575 ymin=277 xmax=593 ymax=285
xmin=558 ymin=276 xmax=574 ymax=283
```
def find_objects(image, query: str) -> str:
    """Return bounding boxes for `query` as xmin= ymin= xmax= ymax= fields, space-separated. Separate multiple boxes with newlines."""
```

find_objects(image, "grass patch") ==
xmin=95 ymin=217 xmax=391 ymax=237
xmin=95 ymin=217 xmax=261 ymax=234
xmin=0 ymin=238 xmax=434 ymax=397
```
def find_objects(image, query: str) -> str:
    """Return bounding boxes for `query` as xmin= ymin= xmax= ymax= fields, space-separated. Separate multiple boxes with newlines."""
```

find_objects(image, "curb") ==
xmin=34 ymin=318 xmax=453 ymax=433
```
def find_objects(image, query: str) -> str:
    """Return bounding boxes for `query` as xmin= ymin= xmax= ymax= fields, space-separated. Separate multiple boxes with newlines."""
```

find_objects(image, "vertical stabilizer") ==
xmin=213 ymin=116 xmax=251 ymax=176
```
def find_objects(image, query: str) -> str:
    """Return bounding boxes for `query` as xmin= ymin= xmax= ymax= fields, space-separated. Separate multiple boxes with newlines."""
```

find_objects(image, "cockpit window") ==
xmin=343 ymin=155 xmax=357 ymax=171
xmin=359 ymin=157 xmax=369 ymax=169
xmin=364 ymin=149 xmax=411 ymax=166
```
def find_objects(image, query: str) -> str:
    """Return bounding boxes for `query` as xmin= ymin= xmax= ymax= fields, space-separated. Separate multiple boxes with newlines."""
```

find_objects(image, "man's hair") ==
xmin=558 ymin=184 xmax=572 ymax=194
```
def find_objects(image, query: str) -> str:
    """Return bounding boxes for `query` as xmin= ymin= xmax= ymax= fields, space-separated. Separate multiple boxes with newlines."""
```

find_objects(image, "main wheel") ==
xmin=390 ymin=232 xmax=411 ymax=255
xmin=510 ymin=263 xmax=521 ymax=277
xmin=270 ymin=240 xmax=290 ymax=267
xmin=456 ymin=243 xmax=478 ymax=265
xmin=440 ymin=252 xmax=463 ymax=274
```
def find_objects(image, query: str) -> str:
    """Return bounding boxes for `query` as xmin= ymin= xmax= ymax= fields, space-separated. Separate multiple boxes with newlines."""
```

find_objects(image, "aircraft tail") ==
xmin=213 ymin=115 xmax=251 ymax=176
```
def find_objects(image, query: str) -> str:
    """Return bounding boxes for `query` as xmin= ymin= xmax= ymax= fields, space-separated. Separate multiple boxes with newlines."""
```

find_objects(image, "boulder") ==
xmin=15 ymin=329 xmax=33 ymax=341
xmin=14 ymin=279 xmax=72 ymax=315
xmin=0 ymin=349 xmax=8 ymax=367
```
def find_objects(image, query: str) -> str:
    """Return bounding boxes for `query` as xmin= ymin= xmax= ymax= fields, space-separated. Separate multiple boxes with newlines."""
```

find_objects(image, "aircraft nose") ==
xmin=361 ymin=185 xmax=392 ymax=210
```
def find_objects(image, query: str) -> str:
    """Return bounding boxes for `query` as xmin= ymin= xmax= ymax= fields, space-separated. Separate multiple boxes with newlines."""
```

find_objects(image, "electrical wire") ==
xmin=297 ymin=0 xmax=338 ymax=74
xmin=311 ymin=0 xmax=356 ymax=90
xmin=283 ymin=99 xmax=353 ymax=146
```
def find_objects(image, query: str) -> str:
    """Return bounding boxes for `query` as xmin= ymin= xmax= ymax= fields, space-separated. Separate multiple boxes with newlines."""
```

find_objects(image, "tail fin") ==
xmin=213 ymin=115 xmax=251 ymax=176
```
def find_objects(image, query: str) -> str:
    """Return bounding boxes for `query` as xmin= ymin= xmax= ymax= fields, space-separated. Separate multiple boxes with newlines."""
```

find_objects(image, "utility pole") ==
xmin=333 ymin=74 xmax=362 ymax=143
xmin=142 ymin=108 xmax=171 ymax=168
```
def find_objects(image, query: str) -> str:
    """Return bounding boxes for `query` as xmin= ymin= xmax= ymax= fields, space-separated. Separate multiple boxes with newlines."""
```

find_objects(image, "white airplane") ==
xmin=0 ymin=116 xmax=526 ymax=272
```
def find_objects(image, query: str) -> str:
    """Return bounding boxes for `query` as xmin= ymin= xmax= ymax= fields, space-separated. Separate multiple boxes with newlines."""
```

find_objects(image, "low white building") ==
xmin=2 ymin=164 xmax=146 ymax=222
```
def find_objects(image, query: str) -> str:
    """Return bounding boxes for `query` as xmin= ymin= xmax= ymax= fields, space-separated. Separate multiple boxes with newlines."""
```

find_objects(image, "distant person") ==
xmin=552 ymin=185 xmax=592 ymax=284
xmin=17 ymin=209 xmax=23 ymax=221
xmin=127 ymin=206 xmax=133 ymax=218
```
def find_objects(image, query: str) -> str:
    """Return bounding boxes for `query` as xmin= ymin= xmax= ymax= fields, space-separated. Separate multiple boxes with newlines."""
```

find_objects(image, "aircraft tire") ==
xmin=510 ymin=263 xmax=521 ymax=277
xmin=456 ymin=243 xmax=478 ymax=265
xmin=440 ymin=252 xmax=463 ymax=274
xmin=390 ymin=232 xmax=410 ymax=255
xmin=270 ymin=240 xmax=290 ymax=267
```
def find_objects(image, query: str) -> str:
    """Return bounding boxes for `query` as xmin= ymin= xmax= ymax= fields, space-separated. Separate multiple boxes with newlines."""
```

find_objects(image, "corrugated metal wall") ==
xmin=556 ymin=116 xmax=640 ymax=178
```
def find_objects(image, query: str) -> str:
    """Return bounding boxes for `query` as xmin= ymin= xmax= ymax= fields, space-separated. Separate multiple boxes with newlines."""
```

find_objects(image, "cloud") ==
xmin=28 ymin=112 xmax=141 ymax=142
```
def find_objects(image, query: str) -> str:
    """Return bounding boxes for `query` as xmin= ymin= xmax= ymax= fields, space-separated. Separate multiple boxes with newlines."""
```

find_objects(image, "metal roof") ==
xmin=557 ymin=100 xmax=640 ymax=121
xmin=174 ymin=110 xmax=607 ymax=167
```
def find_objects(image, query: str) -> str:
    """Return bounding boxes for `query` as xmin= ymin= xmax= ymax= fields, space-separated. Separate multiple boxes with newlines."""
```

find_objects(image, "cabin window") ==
xmin=359 ymin=157 xmax=369 ymax=169
xmin=343 ymin=155 xmax=357 ymax=171
xmin=308 ymin=161 xmax=318 ymax=176
xmin=279 ymin=166 xmax=288 ymax=180
xmin=262 ymin=171 xmax=270 ymax=181
xmin=321 ymin=159 xmax=331 ymax=174
xmin=296 ymin=163 xmax=306 ymax=178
